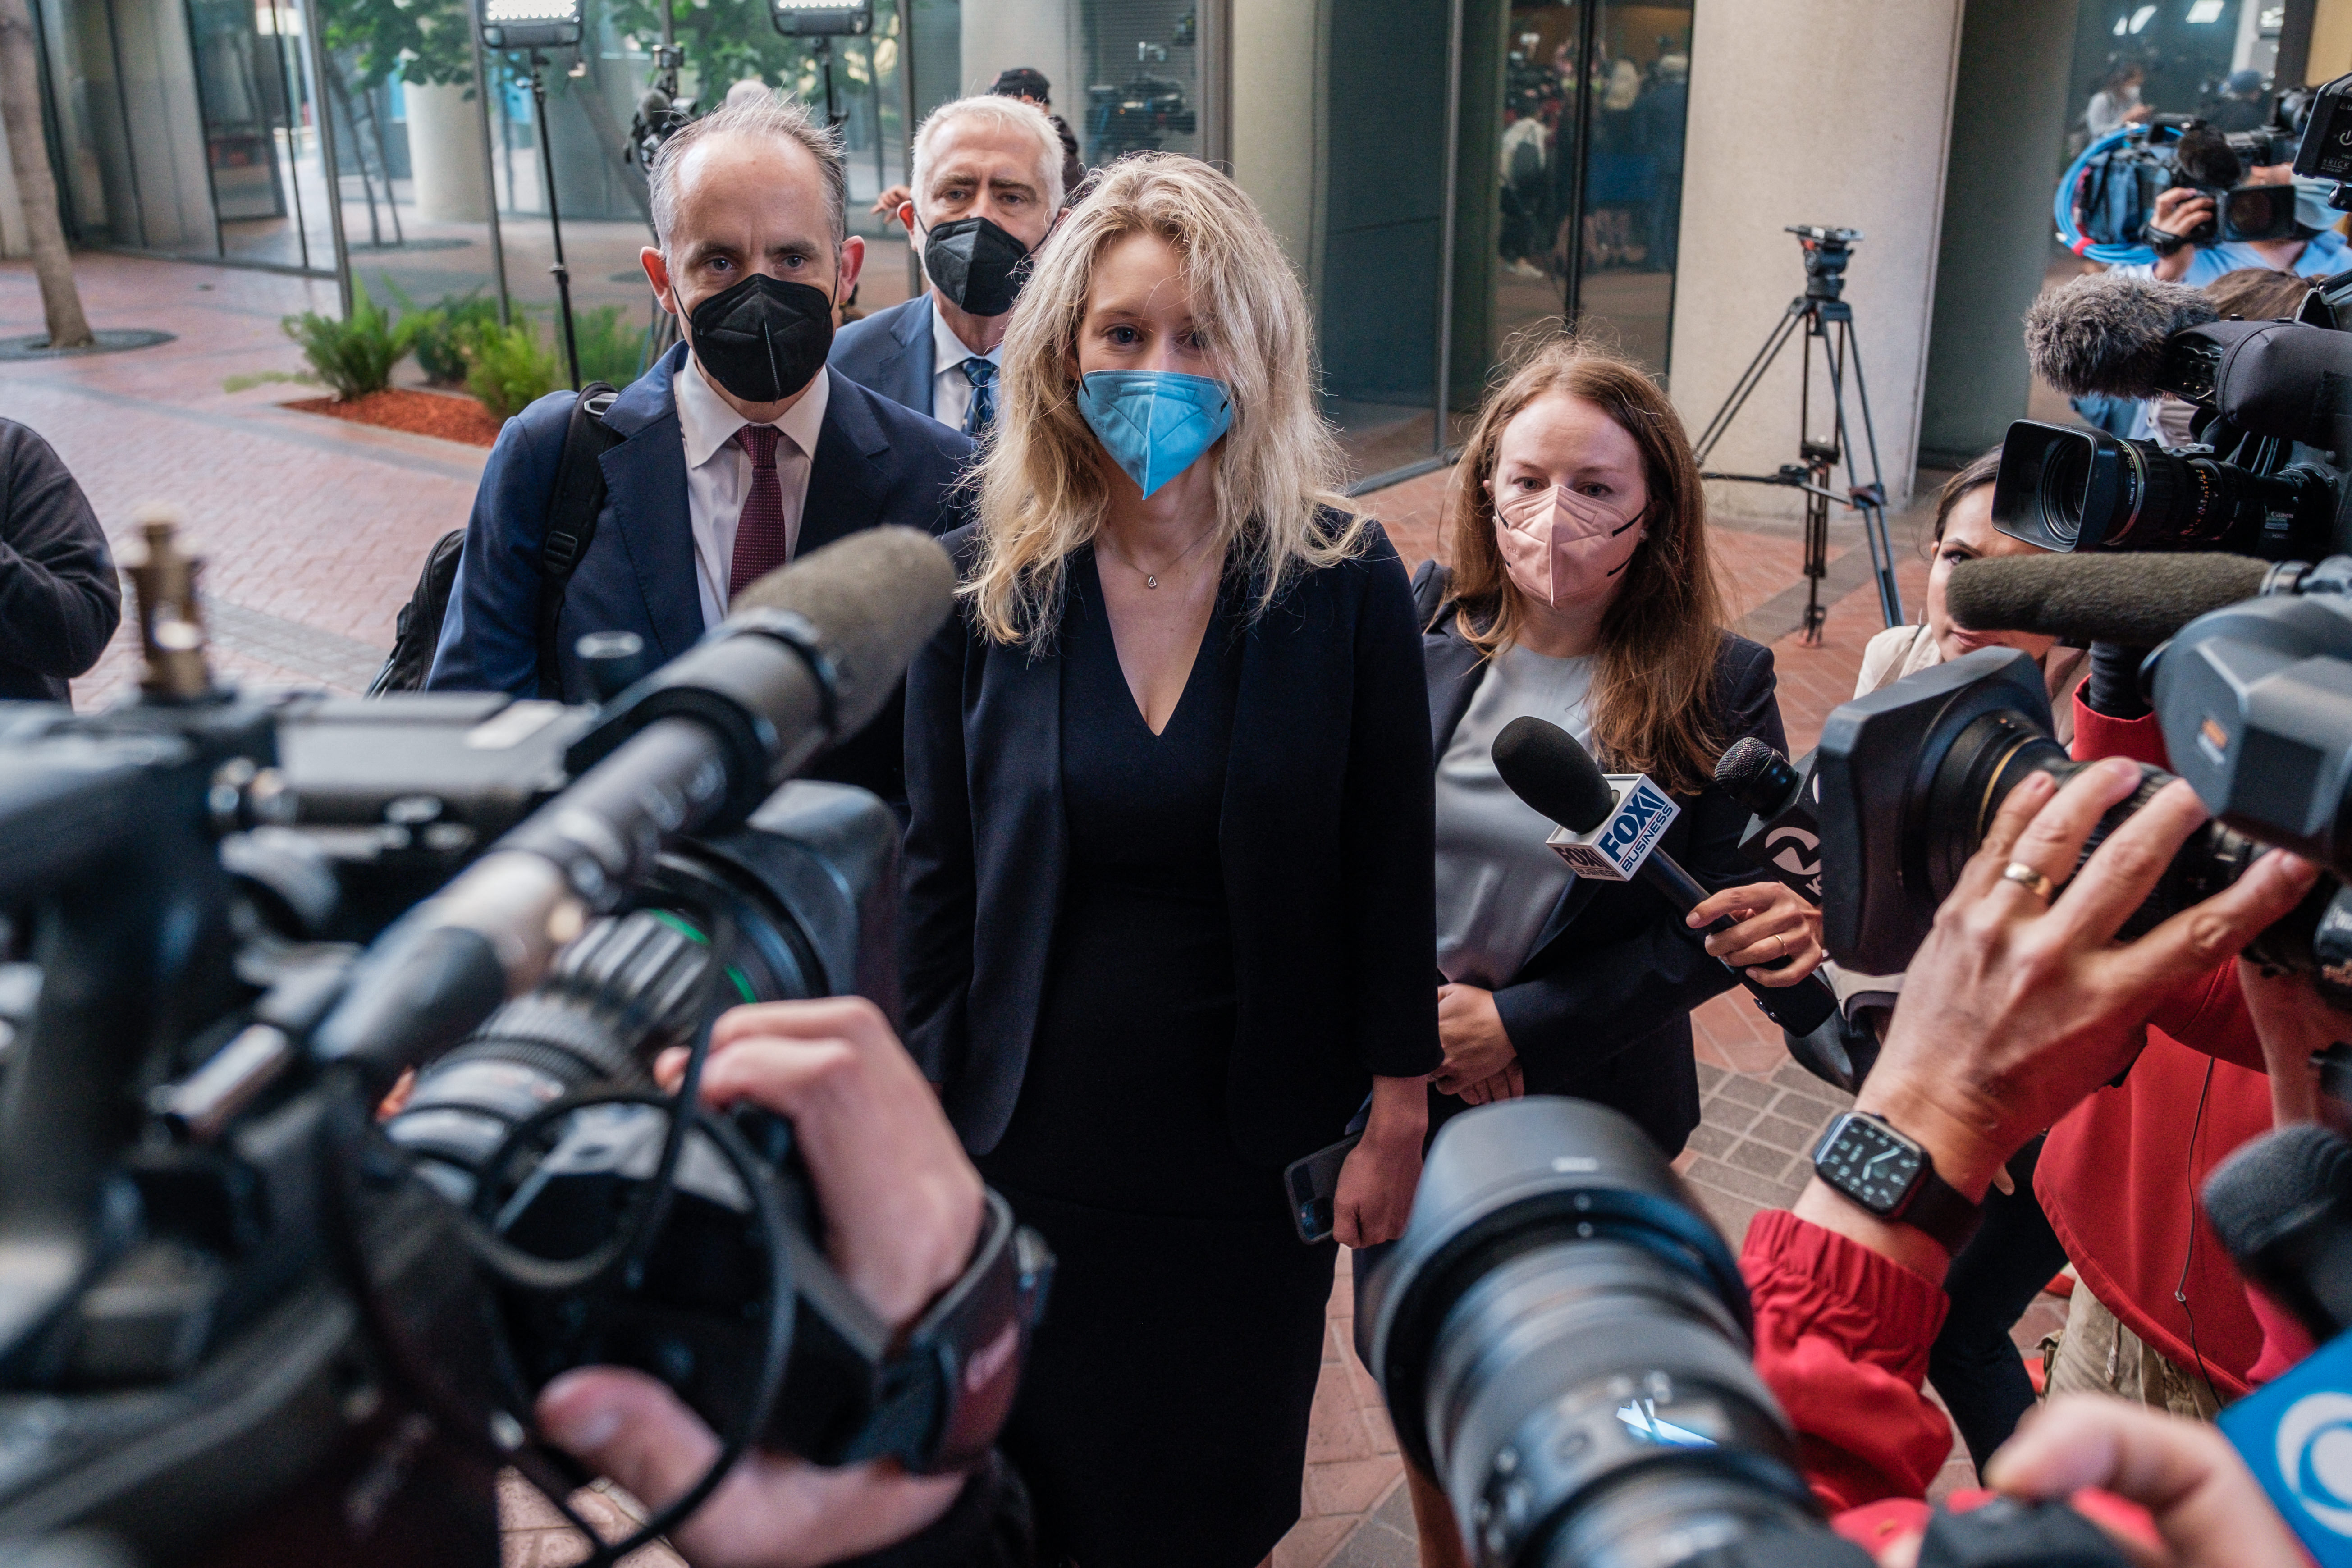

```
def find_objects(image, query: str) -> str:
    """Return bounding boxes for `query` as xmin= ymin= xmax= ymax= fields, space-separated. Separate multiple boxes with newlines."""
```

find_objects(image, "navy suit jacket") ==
xmin=1417 ymin=562 xmax=1785 ymax=1157
xmin=903 ymin=519 xmax=1444 ymax=1165
xmin=827 ymin=296 xmax=935 ymax=421
xmin=426 ymin=344 xmax=974 ymax=802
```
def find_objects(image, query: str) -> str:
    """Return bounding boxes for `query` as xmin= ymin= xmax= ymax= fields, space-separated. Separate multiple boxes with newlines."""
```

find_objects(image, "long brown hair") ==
xmin=1443 ymin=338 xmax=1728 ymax=794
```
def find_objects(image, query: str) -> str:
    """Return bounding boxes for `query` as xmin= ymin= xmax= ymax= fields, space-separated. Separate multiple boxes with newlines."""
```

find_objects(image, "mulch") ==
xmin=284 ymin=387 xmax=503 ymax=448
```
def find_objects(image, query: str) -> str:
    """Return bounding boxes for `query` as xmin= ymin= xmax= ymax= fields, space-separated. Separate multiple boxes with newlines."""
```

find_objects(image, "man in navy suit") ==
xmin=428 ymin=95 xmax=970 ymax=805
xmin=827 ymin=95 xmax=1064 ymax=435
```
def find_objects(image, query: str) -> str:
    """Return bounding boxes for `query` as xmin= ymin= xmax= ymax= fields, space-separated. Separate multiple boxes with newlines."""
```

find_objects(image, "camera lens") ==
xmin=1817 ymin=650 xmax=2337 ymax=978
xmin=1990 ymin=421 xmax=2330 ymax=554
xmin=1362 ymin=1100 xmax=1836 ymax=1568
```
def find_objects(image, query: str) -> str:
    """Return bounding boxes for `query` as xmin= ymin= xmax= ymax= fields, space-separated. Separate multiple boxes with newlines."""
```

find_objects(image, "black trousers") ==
xmin=1926 ymin=1138 xmax=2068 ymax=1472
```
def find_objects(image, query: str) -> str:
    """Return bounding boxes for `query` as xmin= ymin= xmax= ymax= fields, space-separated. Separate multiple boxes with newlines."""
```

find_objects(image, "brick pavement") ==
xmin=0 ymin=252 xmax=2064 ymax=1564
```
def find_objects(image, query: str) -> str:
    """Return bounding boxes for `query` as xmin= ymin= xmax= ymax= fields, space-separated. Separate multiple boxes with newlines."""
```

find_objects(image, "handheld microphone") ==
xmin=2205 ymin=1123 xmax=2352 ymax=1344
xmin=1490 ymin=717 xmax=1838 ymax=1040
xmin=1715 ymin=737 xmax=1822 ymax=904
xmin=2210 ymin=1121 xmax=2352 ymax=1566
xmin=1947 ymin=551 xmax=2347 ymax=647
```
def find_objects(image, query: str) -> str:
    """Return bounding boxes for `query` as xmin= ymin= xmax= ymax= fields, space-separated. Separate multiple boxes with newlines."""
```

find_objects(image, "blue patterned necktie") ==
xmin=961 ymin=357 xmax=998 ymax=438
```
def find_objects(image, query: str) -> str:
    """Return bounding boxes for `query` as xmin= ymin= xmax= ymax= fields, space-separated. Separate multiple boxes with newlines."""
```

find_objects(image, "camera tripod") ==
xmin=1691 ymin=227 xmax=1904 ymax=643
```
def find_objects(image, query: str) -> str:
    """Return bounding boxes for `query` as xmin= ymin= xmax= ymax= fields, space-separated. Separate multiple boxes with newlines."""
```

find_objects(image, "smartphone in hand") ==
xmin=1284 ymin=1131 xmax=1364 ymax=1244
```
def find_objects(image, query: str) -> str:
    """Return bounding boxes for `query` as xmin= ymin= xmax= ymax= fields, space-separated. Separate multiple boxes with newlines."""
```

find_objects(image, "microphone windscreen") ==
xmin=1492 ymin=716 xmax=1616 ymax=832
xmin=1715 ymin=736 xmax=1782 ymax=798
xmin=728 ymin=526 xmax=958 ymax=734
xmin=2024 ymin=272 xmax=2221 ymax=400
xmin=1945 ymin=552 xmax=2268 ymax=646
xmin=2205 ymin=1123 xmax=2352 ymax=1265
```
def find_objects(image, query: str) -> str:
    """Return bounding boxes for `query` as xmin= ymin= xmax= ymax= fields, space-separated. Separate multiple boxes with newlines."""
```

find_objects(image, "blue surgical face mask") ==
xmin=1075 ymin=370 xmax=1234 ymax=498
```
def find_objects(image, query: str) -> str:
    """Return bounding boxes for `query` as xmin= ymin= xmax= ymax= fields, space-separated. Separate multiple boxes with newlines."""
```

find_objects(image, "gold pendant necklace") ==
xmin=1107 ymin=525 xmax=1218 ymax=590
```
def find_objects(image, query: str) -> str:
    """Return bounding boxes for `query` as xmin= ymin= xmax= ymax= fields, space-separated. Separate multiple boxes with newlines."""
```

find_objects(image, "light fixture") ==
xmin=477 ymin=0 xmax=582 ymax=52
xmin=2129 ymin=4 xmax=2159 ymax=32
xmin=2186 ymin=0 xmax=2226 ymax=21
xmin=769 ymin=0 xmax=872 ymax=38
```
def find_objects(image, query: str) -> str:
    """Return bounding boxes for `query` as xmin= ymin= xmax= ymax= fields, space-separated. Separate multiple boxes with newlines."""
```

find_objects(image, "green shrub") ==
xmin=411 ymin=291 xmax=501 ymax=386
xmin=462 ymin=320 xmax=562 ymax=420
xmin=279 ymin=277 xmax=419 ymax=400
xmin=573 ymin=303 xmax=650 ymax=387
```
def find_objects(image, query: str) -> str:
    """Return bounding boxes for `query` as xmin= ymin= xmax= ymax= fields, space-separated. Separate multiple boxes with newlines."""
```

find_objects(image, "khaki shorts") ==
xmin=2040 ymin=1284 xmax=2222 ymax=1422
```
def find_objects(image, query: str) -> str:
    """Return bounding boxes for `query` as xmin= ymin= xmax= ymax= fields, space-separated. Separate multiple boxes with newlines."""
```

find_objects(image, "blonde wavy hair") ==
xmin=965 ymin=153 xmax=1364 ymax=649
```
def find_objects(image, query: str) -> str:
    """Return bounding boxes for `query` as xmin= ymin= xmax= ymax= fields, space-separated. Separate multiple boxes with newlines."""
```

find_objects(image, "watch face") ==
xmin=1815 ymin=1115 xmax=1922 ymax=1216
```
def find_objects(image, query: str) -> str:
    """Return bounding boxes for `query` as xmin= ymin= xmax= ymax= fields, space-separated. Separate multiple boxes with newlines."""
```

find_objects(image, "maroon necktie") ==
xmin=728 ymin=424 xmax=789 ymax=601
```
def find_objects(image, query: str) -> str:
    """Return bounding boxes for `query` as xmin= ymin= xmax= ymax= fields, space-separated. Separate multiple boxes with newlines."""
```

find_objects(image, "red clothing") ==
xmin=1746 ymin=1208 xmax=2175 ymax=1559
xmin=2036 ymin=696 xmax=2276 ymax=1397
xmin=1743 ymin=1210 xmax=1953 ymax=1511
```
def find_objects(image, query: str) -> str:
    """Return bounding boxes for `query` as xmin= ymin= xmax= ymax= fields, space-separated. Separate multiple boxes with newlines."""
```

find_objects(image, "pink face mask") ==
xmin=1491 ymin=483 xmax=1647 ymax=608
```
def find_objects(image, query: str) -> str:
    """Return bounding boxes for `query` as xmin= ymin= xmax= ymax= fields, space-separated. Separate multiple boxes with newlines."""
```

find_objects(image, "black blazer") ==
xmin=0 ymin=420 xmax=119 ymax=703
xmin=904 ymin=518 xmax=1444 ymax=1166
xmin=1418 ymin=562 xmax=1786 ymax=1155
xmin=428 ymin=349 xmax=973 ymax=803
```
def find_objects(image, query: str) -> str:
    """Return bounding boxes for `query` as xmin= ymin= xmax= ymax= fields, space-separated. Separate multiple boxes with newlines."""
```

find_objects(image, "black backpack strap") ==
xmin=535 ymin=382 xmax=625 ymax=700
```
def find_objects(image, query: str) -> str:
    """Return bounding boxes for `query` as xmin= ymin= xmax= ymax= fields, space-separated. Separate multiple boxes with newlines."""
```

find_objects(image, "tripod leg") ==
xmin=1821 ymin=320 xmax=1903 ymax=626
xmin=1803 ymin=475 xmax=1829 ymax=645
xmin=1693 ymin=304 xmax=1807 ymax=466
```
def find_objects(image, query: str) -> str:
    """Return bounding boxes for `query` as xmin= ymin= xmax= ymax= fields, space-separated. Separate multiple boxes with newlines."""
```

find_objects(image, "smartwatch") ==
xmin=1811 ymin=1111 xmax=1982 ymax=1253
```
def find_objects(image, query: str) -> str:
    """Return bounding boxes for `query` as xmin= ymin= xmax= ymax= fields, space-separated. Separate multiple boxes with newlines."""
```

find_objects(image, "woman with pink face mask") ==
xmin=1409 ymin=338 xmax=1823 ymax=1148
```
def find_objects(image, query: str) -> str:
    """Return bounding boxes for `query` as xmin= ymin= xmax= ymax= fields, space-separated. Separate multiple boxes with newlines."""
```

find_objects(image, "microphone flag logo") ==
xmin=2220 ymin=1330 xmax=2352 ymax=1563
xmin=1547 ymin=774 xmax=1680 ymax=882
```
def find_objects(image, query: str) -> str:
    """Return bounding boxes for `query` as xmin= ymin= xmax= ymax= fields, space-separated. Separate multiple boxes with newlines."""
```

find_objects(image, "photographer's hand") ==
xmin=535 ymin=997 xmax=984 ymax=1568
xmin=1981 ymin=1396 xmax=2308 ymax=1568
xmin=2147 ymin=187 xmax=2217 ymax=281
xmin=1794 ymin=759 xmax=2317 ymax=1280
xmin=2237 ymin=959 xmax=2352 ymax=1129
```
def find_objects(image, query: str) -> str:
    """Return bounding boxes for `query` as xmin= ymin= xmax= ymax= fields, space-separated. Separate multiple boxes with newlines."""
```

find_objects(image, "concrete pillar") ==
xmin=958 ymin=0 xmax=1078 ymax=114
xmin=1664 ymin=0 xmax=1965 ymax=517
xmin=405 ymin=80 xmax=490 ymax=224
xmin=1229 ymin=0 xmax=1321 ymax=275
xmin=1917 ymin=0 xmax=2077 ymax=469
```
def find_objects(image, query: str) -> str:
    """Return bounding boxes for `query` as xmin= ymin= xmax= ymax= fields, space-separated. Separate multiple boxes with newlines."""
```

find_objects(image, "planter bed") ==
xmin=285 ymin=388 xmax=503 ymax=448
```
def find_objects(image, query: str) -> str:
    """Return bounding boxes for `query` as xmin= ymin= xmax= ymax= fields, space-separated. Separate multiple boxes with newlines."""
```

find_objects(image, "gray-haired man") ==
xmin=428 ymin=96 xmax=971 ymax=806
xmin=829 ymin=94 xmax=1066 ymax=435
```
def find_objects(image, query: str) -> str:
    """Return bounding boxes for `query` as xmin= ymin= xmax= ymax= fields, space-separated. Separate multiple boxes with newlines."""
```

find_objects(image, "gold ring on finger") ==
xmin=2001 ymin=861 xmax=2057 ymax=904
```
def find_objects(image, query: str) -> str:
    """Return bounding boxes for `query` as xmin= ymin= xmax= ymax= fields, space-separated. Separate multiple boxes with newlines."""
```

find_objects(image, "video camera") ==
xmin=2069 ymin=105 xmax=2314 ymax=254
xmin=1987 ymin=265 xmax=2352 ymax=559
xmin=0 ymin=521 xmax=1050 ymax=1565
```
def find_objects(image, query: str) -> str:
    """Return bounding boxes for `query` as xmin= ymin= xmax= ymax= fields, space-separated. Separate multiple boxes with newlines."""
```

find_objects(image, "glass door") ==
xmin=1454 ymin=0 xmax=1691 ymax=421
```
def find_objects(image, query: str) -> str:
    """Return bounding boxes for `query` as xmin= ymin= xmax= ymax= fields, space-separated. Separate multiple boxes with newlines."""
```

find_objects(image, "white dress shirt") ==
xmin=674 ymin=357 xmax=830 ymax=628
xmin=929 ymin=300 xmax=1002 ymax=433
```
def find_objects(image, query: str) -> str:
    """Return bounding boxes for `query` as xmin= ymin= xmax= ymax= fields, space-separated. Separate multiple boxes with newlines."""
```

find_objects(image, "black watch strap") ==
xmin=1814 ymin=1111 xmax=1983 ymax=1253
xmin=1895 ymin=1159 xmax=1983 ymax=1254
